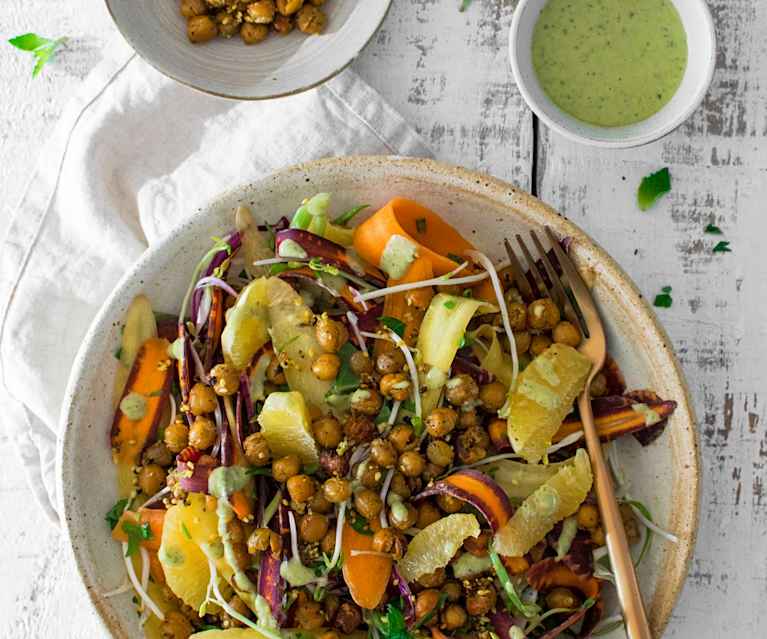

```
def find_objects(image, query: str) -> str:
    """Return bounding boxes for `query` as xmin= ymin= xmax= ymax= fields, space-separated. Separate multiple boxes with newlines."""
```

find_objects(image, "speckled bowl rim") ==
xmin=58 ymin=156 xmax=700 ymax=638
xmin=102 ymin=0 xmax=393 ymax=100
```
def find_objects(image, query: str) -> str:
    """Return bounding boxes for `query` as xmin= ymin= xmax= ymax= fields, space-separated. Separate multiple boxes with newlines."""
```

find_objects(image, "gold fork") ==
xmin=504 ymin=228 xmax=652 ymax=639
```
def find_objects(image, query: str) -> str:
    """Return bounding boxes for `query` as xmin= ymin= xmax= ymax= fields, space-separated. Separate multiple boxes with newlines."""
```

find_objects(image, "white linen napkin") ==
xmin=0 ymin=36 xmax=432 ymax=523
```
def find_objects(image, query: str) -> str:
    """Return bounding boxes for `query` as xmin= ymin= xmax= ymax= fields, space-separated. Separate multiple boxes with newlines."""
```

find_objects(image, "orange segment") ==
xmin=341 ymin=521 xmax=392 ymax=609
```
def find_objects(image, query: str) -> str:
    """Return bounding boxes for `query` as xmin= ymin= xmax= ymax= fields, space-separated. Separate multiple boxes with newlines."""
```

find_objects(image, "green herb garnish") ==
xmin=413 ymin=592 xmax=448 ymax=629
xmin=704 ymin=224 xmax=723 ymax=235
xmin=122 ymin=521 xmax=152 ymax=557
xmin=411 ymin=415 xmax=424 ymax=437
xmin=105 ymin=498 xmax=129 ymax=530
xmin=375 ymin=401 xmax=392 ymax=425
xmin=637 ymin=167 xmax=671 ymax=211
xmin=333 ymin=204 xmax=369 ymax=227
xmin=653 ymin=286 xmax=673 ymax=308
xmin=370 ymin=600 xmax=412 ymax=639
xmin=415 ymin=218 xmax=427 ymax=234
xmin=197 ymin=624 xmax=222 ymax=632
xmin=238 ymin=269 xmax=248 ymax=279
xmin=247 ymin=467 xmax=273 ymax=477
xmin=380 ymin=316 xmax=406 ymax=337
xmin=489 ymin=551 xmax=540 ymax=618
xmin=304 ymin=463 xmax=319 ymax=475
xmin=181 ymin=522 xmax=192 ymax=541
xmin=444 ymin=299 xmax=457 ymax=310
xmin=447 ymin=252 xmax=464 ymax=264
xmin=712 ymin=241 xmax=731 ymax=253
xmin=349 ymin=511 xmax=373 ymax=536
xmin=8 ymin=33 xmax=67 ymax=77
xmin=326 ymin=342 xmax=361 ymax=396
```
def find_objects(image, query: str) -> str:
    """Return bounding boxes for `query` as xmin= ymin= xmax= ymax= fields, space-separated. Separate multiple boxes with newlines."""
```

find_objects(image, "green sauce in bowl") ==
xmin=531 ymin=0 xmax=687 ymax=127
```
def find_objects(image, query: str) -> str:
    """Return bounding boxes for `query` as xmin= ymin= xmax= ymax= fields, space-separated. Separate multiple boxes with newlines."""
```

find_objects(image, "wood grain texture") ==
xmin=0 ymin=0 xmax=763 ymax=637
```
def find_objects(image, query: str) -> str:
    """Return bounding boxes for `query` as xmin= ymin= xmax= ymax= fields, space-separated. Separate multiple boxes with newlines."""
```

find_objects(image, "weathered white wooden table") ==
xmin=1 ymin=0 xmax=764 ymax=637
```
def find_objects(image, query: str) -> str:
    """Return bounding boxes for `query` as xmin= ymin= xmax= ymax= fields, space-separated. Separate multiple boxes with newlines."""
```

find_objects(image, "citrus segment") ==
xmin=257 ymin=390 xmax=319 ymax=465
xmin=341 ymin=521 xmax=393 ymax=609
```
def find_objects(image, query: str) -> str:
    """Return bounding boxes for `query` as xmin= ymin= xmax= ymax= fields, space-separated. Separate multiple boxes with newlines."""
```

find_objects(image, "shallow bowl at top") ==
xmin=103 ymin=0 xmax=391 ymax=99
xmin=59 ymin=156 xmax=699 ymax=637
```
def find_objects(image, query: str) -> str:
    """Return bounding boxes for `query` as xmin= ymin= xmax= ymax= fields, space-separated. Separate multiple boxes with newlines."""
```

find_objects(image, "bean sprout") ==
xmin=122 ymin=543 xmax=164 ymax=621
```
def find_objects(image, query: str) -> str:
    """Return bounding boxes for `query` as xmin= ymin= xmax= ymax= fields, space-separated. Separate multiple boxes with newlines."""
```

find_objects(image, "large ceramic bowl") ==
xmin=103 ymin=0 xmax=391 ymax=99
xmin=58 ymin=157 xmax=699 ymax=638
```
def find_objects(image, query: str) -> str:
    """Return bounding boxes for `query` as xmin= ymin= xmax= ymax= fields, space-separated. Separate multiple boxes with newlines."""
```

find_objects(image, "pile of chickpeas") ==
xmin=179 ymin=0 xmax=328 ymax=45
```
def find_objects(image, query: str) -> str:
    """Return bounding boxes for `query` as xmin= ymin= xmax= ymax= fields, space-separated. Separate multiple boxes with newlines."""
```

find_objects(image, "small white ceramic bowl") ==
xmin=104 ymin=0 xmax=391 ymax=99
xmin=509 ymin=0 xmax=716 ymax=148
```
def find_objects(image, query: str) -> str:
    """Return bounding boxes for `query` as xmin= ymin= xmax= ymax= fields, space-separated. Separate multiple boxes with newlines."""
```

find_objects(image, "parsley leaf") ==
xmin=247 ymin=466 xmax=273 ymax=477
xmin=637 ymin=167 xmax=671 ymax=211
xmin=653 ymin=286 xmax=673 ymax=308
xmin=444 ymin=299 xmax=457 ymax=310
xmin=704 ymin=223 xmax=723 ymax=235
xmin=332 ymin=204 xmax=369 ymax=227
xmin=371 ymin=601 xmax=412 ymax=639
xmin=8 ymin=33 xmax=67 ymax=77
xmin=415 ymin=217 xmax=427 ymax=234
xmin=105 ymin=498 xmax=128 ymax=530
xmin=326 ymin=342 xmax=361 ymax=396
xmin=122 ymin=520 xmax=152 ymax=557
xmin=375 ymin=401 xmax=392 ymax=425
xmin=712 ymin=241 xmax=732 ymax=253
xmin=349 ymin=511 xmax=373 ymax=536
xmin=411 ymin=415 xmax=424 ymax=437
xmin=380 ymin=316 xmax=406 ymax=337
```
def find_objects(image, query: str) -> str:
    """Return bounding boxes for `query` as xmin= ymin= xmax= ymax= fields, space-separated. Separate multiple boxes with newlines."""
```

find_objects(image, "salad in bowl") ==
xmin=104 ymin=193 xmax=679 ymax=639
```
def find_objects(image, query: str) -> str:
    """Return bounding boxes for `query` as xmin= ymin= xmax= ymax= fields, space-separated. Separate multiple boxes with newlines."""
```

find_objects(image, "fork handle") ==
xmin=578 ymin=391 xmax=652 ymax=639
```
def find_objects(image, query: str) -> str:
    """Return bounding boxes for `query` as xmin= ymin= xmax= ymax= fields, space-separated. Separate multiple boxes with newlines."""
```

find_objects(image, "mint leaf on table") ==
xmin=8 ymin=33 xmax=67 ymax=77
xmin=712 ymin=241 xmax=732 ymax=253
xmin=380 ymin=316 xmax=406 ymax=337
xmin=637 ymin=167 xmax=671 ymax=211
xmin=653 ymin=286 xmax=673 ymax=308
xmin=704 ymin=223 xmax=723 ymax=235
xmin=122 ymin=521 xmax=152 ymax=557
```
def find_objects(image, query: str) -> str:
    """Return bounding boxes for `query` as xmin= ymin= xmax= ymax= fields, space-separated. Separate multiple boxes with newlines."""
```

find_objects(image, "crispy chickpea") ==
xmin=507 ymin=301 xmax=528 ymax=331
xmin=359 ymin=462 xmax=384 ymax=490
xmin=272 ymin=454 xmax=301 ymax=482
xmin=370 ymin=438 xmax=397 ymax=468
xmin=312 ymin=353 xmax=341 ymax=381
xmin=241 ymin=22 xmax=269 ymax=43
xmin=436 ymin=493 xmax=463 ymax=514
xmin=354 ymin=489 xmax=383 ymax=519
xmin=142 ymin=441 xmax=173 ymax=467
xmin=553 ymin=320 xmax=581 ymax=347
xmin=299 ymin=513 xmax=329 ymax=543
xmin=591 ymin=526 xmax=606 ymax=546
xmin=416 ymin=500 xmax=441 ymax=529
xmin=389 ymin=501 xmax=417 ymax=530
xmin=215 ymin=11 xmax=241 ymax=37
xmin=315 ymin=315 xmax=348 ymax=352
xmin=161 ymin=610 xmax=193 ymax=639
xmin=577 ymin=503 xmax=600 ymax=529
xmin=266 ymin=356 xmax=286 ymax=385
xmin=443 ymin=580 xmax=463 ymax=602
xmin=248 ymin=527 xmax=275 ymax=554
xmin=276 ymin=0 xmax=304 ymax=14
xmin=271 ymin=14 xmax=294 ymax=34
xmin=210 ymin=363 xmax=239 ymax=396
xmin=388 ymin=423 xmax=415 ymax=452
xmin=418 ymin=567 xmax=446 ymax=588
xmin=389 ymin=472 xmax=411 ymax=499
xmin=180 ymin=0 xmax=208 ymax=18
xmin=344 ymin=414 xmax=376 ymax=444
xmin=466 ymin=587 xmax=497 ymax=616
xmin=187 ymin=15 xmax=218 ymax=43
xmin=620 ymin=503 xmax=641 ymax=545
xmin=294 ymin=598 xmax=324 ymax=630
xmin=247 ymin=0 xmax=275 ymax=23
xmin=590 ymin=372 xmax=608 ymax=397
xmin=189 ymin=415 xmax=217 ymax=450
xmin=350 ymin=388 xmax=383 ymax=416
xmin=310 ymin=487 xmax=334 ymax=512
xmin=459 ymin=408 xmax=481 ymax=429
xmin=456 ymin=426 xmax=490 ymax=464
xmin=464 ymin=530 xmax=491 ymax=557
xmin=415 ymin=589 xmax=441 ymax=625
xmin=333 ymin=601 xmax=363 ymax=634
xmin=372 ymin=527 xmax=396 ymax=553
xmin=323 ymin=477 xmax=352 ymax=503
xmin=349 ymin=350 xmax=374 ymax=376
xmin=321 ymin=529 xmax=336 ymax=555
xmin=189 ymin=383 xmax=217 ymax=416
xmin=164 ymin=419 xmax=189 ymax=453
xmin=442 ymin=604 xmax=468 ymax=631
xmin=243 ymin=432 xmax=271 ymax=466
xmin=445 ymin=374 xmax=479 ymax=406
xmin=528 ymin=298 xmax=561 ymax=330
xmin=514 ymin=330 xmax=532 ymax=354
xmin=546 ymin=587 xmax=580 ymax=610
xmin=138 ymin=464 xmax=166 ymax=496
xmin=479 ymin=381 xmax=506 ymax=412
xmin=296 ymin=5 xmax=326 ymax=33
xmin=379 ymin=372 xmax=411 ymax=401
xmin=398 ymin=451 xmax=425 ymax=477
xmin=422 ymin=462 xmax=444 ymax=482
xmin=287 ymin=474 xmax=316 ymax=503
xmin=488 ymin=418 xmax=509 ymax=449
xmin=426 ymin=440 xmax=454 ymax=467
xmin=530 ymin=334 xmax=552 ymax=357
xmin=313 ymin=416 xmax=343 ymax=449
xmin=375 ymin=349 xmax=405 ymax=375
xmin=425 ymin=407 xmax=458 ymax=438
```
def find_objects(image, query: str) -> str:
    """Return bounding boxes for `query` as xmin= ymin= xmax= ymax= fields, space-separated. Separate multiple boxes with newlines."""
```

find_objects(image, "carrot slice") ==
xmin=553 ymin=400 xmax=676 ymax=443
xmin=111 ymin=337 xmax=172 ymax=468
xmin=230 ymin=489 xmax=254 ymax=523
xmin=112 ymin=508 xmax=165 ymax=551
xmin=341 ymin=521 xmax=392 ymax=609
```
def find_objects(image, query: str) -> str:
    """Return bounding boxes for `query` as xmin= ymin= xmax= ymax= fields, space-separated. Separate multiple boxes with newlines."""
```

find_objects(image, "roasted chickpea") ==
xmin=164 ymin=419 xmax=189 ymax=453
xmin=546 ymin=587 xmax=580 ymax=610
xmin=479 ymin=381 xmax=506 ymax=412
xmin=294 ymin=598 xmax=324 ymax=630
xmin=443 ymin=580 xmax=463 ymax=602
xmin=241 ymin=22 xmax=269 ymax=43
xmin=243 ymin=432 xmax=271 ymax=466
xmin=398 ymin=451 xmax=425 ymax=477
xmin=456 ymin=426 xmax=490 ymax=464
xmin=506 ymin=301 xmax=528 ymax=331
xmin=375 ymin=349 xmax=405 ymax=375
xmin=333 ymin=601 xmax=362 ymax=634
xmin=247 ymin=0 xmax=276 ymax=23
xmin=321 ymin=529 xmax=336 ymax=555
xmin=189 ymin=383 xmax=217 ymax=415
xmin=590 ymin=372 xmax=608 ymax=397
xmin=370 ymin=438 xmax=397 ymax=468
xmin=350 ymin=388 xmax=383 ymax=415
xmin=210 ymin=363 xmax=239 ymax=396
xmin=389 ymin=501 xmax=417 ymax=530
xmin=466 ymin=587 xmax=497 ymax=616
xmin=488 ymin=418 xmax=509 ymax=449
xmin=215 ymin=11 xmax=241 ymax=38
xmin=287 ymin=474 xmax=316 ymax=503
xmin=312 ymin=353 xmax=341 ymax=381
xmin=230 ymin=542 xmax=251 ymax=571
xmin=620 ymin=503 xmax=641 ymax=545
xmin=514 ymin=330 xmax=532 ymax=354
xmin=180 ymin=0 xmax=208 ymax=18
xmin=344 ymin=414 xmax=376 ymax=444
xmin=354 ymin=489 xmax=383 ymax=519
xmin=418 ymin=567 xmax=446 ymax=588
xmin=528 ymin=298 xmax=561 ymax=330
xmin=299 ymin=513 xmax=329 ymax=543
xmin=442 ymin=604 xmax=468 ymax=631
xmin=323 ymin=477 xmax=352 ymax=503
xmin=349 ymin=350 xmax=374 ymax=376
xmin=189 ymin=415 xmax=217 ymax=450
xmin=459 ymin=408 xmax=481 ymax=429
xmin=577 ymin=503 xmax=600 ymax=529
xmin=422 ymin=462 xmax=444 ymax=482
xmin=138 ymin=464 xmax=166 ymax=496
xmin=379 ymin=372 xmax=411 ymax=401
xmin=415 ymin=589 xmax=441 ymax=626
xmin=416 ymin=500 xmax=441 ymax=529
xmin=187 ymin=15 xmax=218 ymax=43
xmin=445 ymin=374 xmax=479 ymax=406
xmin=591 ymin=526 xmax=606 ymax=546
xmin=272 ymin=454 xmax=301 ymax=482
xmin=436 ymin=493 xmax=463 ymax=514
xmin=359 ymin=462 xmax=384 ymax=490
xmin=426 ymin=440 xmax=454 ymax=467
xmin=142 ymin=441 xmax=173 ymax=467
xmin=161 ymin=610 xmax=194 ymax=639
xmin=245 ymin=526 xmax=270 ymax=553
xmin=425 ymin=407 xmax=458 ymax=438
xmin=372 ymin=527 xmax=396 ymax=553
xmin=530 ymin=334 xmax=552 ymax=357
xmin=464 ymin=530 xmax=491 ymax=557
xmin=313 ymin=416 xmax=343 ymax=449
xmin=389 ymin=472 xmax=411 ymax=499
xmin=266 ymin=355 xmax=286 ymax=385
xmin=553 ymin=320 xmax=581 ymax=347
xmin=276 ymin=0 xmax=303 ymax=14
xmin=388 ymin=423 xmax=415 ymax=452
xmin=315 ymin=315 xmax=348 ymax=352
xmin=310 ymin=490 xmax=333 ymax=514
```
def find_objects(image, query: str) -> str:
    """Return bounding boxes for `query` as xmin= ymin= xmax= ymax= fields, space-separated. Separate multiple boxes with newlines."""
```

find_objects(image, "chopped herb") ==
xmin=415 ymin=217 xmax=427 ymax=234
xmin=447 ymin=252 xmax=464 ymax=264
xmin=114 ymin=346 xmax=123 ymax=360
xmin=181 ymin=522 xmax=192 ymax=541
xmin=411 ymin=415 xmax=424 ymax=437
xmin=247 ymin=467 xmax=273 ymax=477
xmin=238 ymin=269 xmax=248 ymax=279
xmin=704 ymin=224 xmax=723 ymax=235
xmin=401 ymin=399 xmax=416 ymax=413
xmin=712 ymin=241 xmax=732 ymax=253
xmin=370 ymin=600 xmax=412 ymax=639
xmin=485 ymin=466 xmax=499 ymax=479
xmin=380 ymin=316 xmax=406 ymax=337
xmin=8 ymin=33 xmax=67 ymax=77
xmin=653 ymin=286 xmax=673 ymax=308
xmin=304 ymin=463 xmax=319 ymax=475
xmin=332 ymin=204 xmax=369 ymax=227
xmin=105 ymin=498 xmax=129 ymax=530
xmin=637 ymin=167 xmax=671 ymax=211
xmin=122 ymin=521 xmax=152 ymax=558
xmin=349 ymin=511 xmax=373 ymax=536
xmin=326 ymin=342 xmax=361 ymax=396
xmin=375 ymin=402 xmax=392 ymax=424
xmin=312 ymin=586 xmax=326 ymax=602
xmin=444 ymin=299 xmax=457 ymax=310
xmin=458 ymin=333 xmax=473 ymax=348
xmin=269 ymin=262 xmax=294 ymax=275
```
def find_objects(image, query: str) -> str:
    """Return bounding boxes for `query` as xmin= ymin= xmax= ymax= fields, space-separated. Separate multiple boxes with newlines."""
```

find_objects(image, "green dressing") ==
xmin=532 ymin=0 xmax=687 ymax=127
